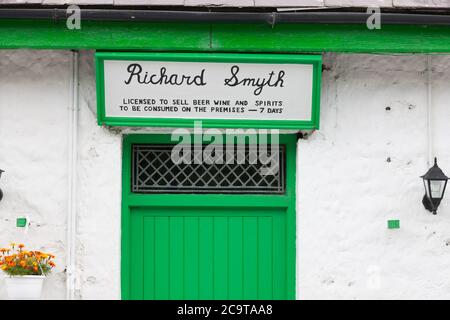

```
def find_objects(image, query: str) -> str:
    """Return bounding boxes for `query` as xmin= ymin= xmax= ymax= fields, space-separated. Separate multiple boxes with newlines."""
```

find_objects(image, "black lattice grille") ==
xmin=131 ymin=144 xmax=286 ymax=194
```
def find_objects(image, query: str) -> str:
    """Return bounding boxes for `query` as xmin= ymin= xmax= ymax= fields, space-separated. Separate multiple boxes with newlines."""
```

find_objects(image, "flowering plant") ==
xmin=0 ymin=243 xmax=56 ymax=276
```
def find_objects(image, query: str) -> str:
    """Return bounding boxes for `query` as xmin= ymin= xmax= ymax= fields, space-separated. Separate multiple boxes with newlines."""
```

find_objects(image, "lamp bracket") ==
xmin=423 ymin=194 xmax=439 ymax=215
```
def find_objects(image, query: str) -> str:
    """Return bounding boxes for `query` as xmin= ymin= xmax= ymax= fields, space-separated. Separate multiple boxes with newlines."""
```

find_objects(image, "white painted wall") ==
xmin=297 ymin=54 xmax=450 ymax=299
xmin=75 ymin=51 xmax=122 ymax=299
xmin=0 ymin=50 xmax=122 ymax=299
xmin=1 ymin=50 xmax=450 ymax=299
xmin=0 ymin=50 xmax=70 ymax=299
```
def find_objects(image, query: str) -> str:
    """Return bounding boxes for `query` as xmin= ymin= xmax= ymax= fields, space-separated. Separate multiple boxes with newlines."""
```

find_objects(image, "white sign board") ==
xmin=96 ymin=53 xmax=321 ymax=129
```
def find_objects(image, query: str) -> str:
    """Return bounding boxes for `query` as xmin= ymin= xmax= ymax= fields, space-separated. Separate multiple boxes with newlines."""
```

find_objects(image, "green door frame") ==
xmin=121 ymin=133 xmax=297 ymax=300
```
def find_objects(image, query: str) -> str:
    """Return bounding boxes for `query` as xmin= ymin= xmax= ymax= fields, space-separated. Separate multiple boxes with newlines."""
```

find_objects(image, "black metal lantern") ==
xmin=0 ymin=169 xmax=4 ymax=202
xmin=421 ymin=158 xmax=448 ymax=215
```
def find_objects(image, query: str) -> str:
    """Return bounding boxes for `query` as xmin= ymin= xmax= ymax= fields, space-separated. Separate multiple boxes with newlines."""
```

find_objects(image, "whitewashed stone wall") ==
xmin=0 ymin=50 xmax=70 ymax=299
xmin=297 ymin=54 xmax=450 ymax=299
xmin=1 ymin=50 xmax=450 ymax=299
xmin=0 ymin=50 xmax=122 ymax=299
xmin=75 ymin=51 xmax=122 ymax=300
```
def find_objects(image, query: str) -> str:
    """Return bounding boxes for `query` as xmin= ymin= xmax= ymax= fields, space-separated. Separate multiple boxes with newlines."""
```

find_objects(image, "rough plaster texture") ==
xmin=325 ymin=0 xmax=392 ymax=6
xmin=1 ymin=50 xmax=450 ymax=299
xmin=393 ymin=0 xmax=450 ymax=8
xmin=1 ymin=0 xmax=450 ymax=8
xmin=0 ymin=50 xmax=70 ymax=299
xmin=75 ymin=51 xmax=122 ymax=300
xmin=0 ymin=50 xmax=122 ymax=299
xmin=297 ymin=54 xmax=450 ymax=299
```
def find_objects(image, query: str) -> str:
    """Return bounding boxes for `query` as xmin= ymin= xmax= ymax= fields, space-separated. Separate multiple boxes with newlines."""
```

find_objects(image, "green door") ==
xmin=122 ymin=134 xmax=296 ymax=300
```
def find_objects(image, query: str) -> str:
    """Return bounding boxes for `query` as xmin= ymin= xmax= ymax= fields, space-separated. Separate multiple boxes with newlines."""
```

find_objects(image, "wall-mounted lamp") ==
xmin=0 ymin=169 xmax=4 ymax=202
xmin=421 ymin=158 xmax=448 ymax=215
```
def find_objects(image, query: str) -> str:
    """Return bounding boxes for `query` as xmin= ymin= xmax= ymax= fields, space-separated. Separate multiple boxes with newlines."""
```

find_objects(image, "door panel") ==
xmin=130 ymin=207 xmax=288 ymax=300
xmin=122 ymin=134 xmax=297 ymax=300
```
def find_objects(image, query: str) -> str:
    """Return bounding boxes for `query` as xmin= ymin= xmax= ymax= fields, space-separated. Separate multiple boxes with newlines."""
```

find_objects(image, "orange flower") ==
xmin=0 ymin=244 xmax=55 ymax=276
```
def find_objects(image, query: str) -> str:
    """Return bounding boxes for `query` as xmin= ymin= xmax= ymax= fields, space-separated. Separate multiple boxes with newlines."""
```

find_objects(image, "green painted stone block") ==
xmin=387 ymin=220 xmax=400 ymax=229
xmin=16 ymin=217 xmax=27 ymax=228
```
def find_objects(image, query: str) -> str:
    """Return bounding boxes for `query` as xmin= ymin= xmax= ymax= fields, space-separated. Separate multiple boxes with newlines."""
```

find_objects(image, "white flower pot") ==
xmin=4 ymin=275 xmax=45 ymax=300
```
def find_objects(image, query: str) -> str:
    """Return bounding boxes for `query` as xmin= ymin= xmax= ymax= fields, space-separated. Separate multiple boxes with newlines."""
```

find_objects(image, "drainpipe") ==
xmin=66 ymin=50 xmax=79 ymax=300
xmin=3 ymin=9 xmax=450 ymax=26
xmin=426 ymin=55 xmax=433 ymax=166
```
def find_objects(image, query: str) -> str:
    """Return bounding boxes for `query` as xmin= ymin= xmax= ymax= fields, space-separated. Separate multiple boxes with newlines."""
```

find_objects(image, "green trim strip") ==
xmin=95 ymin=52 xmax=321 ymax=130
xmin=0 ymin=20 xmax=210 ymax=50
xmin=3 ymin=19 xmax=450 ymax=53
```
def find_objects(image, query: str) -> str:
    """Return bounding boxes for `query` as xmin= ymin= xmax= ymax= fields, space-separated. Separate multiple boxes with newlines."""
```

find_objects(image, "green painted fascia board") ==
xmin=3 ymin=19 xmax=450 ymax=53
xmin=0 ymin=19 xmax=211 ymax=50
xmin=211 ymin=23 xmax=435 ymax=54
